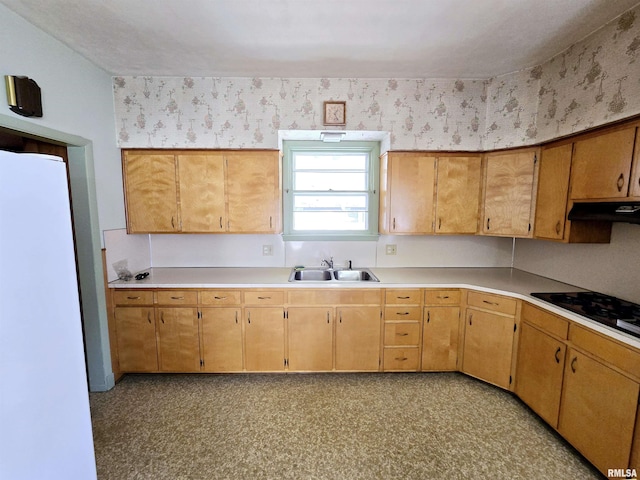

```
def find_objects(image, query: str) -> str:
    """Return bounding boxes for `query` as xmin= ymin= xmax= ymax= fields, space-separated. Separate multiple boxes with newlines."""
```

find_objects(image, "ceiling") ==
xmin=2 ymin=0 xmax=639 ymax=78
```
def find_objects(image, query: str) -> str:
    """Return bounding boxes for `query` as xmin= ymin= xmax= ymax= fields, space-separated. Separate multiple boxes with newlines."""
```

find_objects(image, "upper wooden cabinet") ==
xmin=123 ymin=152 xmax=179 ymax=233
xmin=122 ymin=149 xmax=281 ymax=234
xmin=434 ymin=155 xmax=482 ymax=234
xmin=379 ymin=152 xmax=436 ymax=234
xmin=533 ymin=144 xmax=572 ymax=241
xmin=379 ymin=152 xmax=481 ymax=235
xmin=226 ymin=151 xmax=281 ymax=233
xmin=570 ymin=125 xmax=637 ymax=200
xmin=480 ymin=148 xmax=537 ymax=237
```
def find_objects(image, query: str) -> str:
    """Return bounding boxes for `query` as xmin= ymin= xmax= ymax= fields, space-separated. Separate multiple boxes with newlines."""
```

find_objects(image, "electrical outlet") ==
xmin=262 ymin=244 xmax=273 ymax=256
xmin=385 ymin=244 xmax=397 ymax=255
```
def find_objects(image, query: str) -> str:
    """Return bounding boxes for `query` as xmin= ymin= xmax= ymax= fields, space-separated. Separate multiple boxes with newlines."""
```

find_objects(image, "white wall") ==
xmin=0 ymin=3 xmax=120 ymax=391
xmin=514 ymin=223 xmax=640 ymax=304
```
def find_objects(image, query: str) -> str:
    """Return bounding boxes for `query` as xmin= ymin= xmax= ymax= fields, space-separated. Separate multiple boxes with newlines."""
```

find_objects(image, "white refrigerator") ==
xmin=0 ymin=151 xmax=97 ymax=479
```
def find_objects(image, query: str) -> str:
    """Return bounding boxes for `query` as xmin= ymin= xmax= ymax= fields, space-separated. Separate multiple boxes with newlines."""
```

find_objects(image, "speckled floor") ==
xmin=89 ymin=373 xmax=603 ymax=479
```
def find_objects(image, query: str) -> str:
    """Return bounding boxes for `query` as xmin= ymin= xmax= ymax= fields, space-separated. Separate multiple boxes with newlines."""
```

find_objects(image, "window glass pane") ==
xmin=294 ymin=154 xmax=367 ymax=171
xmin=294 ymin=172 xmax=367 ymax=190
xmin=293 ymin=211 xmax=367 ymax=231
xmin=293 ymin=194 xmax=367 ymax=212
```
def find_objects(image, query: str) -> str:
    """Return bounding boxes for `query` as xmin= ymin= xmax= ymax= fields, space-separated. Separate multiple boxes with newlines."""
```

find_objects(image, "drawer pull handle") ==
xmin=127 ymin=296 xmax=140 ymax=300
xmin=554 ymin=347 xmax=561 ymax=364
xmin=171 ymin=296 xmax=184 ymax=300
xmin=214 ymin=296 xmax=227 ymax=300
xmin=482 ymin=300 xmax=498 ymax=306
xmin=395 ymin=357 xmax=408 ymax=361
xmin=396 ymin=312 xmax=410 ymax=316
xmin=570 ymin=357 xmax=577 ymax=373
xmin=257 ymin=296 xmax=271 ymax=300
xmin=397 ymin=296 xmax=410 ymax=299
xmin=437 ymin=295 xmax=450 ymax=299
xmin=397 ymin=333 xmax=409 ymax=336
xmin=617 ymin=173 xmax=625 ymax=192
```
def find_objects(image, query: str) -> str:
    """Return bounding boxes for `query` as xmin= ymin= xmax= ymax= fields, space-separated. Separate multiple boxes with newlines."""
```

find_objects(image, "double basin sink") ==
xmin=288 ymin=267 xmax=379 ymax=282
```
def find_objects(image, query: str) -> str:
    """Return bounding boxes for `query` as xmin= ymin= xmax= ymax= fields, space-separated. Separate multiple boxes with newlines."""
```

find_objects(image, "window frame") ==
xmin=282 ymin=140 xmax=380 ymax=241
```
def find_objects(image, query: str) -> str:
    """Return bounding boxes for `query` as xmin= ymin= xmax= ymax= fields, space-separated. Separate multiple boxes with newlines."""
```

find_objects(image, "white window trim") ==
xmin=282 ymin=140 xmax=380 ymax=241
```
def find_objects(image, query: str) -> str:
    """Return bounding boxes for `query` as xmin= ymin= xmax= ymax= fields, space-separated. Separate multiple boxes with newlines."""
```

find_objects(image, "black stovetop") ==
xmin=530 ymin=291 xmax=640 ymax=339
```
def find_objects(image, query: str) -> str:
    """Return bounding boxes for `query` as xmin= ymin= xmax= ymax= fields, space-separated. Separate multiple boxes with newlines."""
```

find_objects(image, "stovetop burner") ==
xmin=531 ymin=291 xmax=640 ymax=339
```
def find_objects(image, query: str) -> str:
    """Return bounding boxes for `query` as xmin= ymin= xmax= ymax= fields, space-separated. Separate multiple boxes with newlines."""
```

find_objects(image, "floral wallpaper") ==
xmin=113 ymin=4 xmax=640 ymax=151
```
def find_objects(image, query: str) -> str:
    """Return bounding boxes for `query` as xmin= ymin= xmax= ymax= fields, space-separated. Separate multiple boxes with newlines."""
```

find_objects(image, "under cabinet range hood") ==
xmin=568 ymin=202 xmax=640 ymax=224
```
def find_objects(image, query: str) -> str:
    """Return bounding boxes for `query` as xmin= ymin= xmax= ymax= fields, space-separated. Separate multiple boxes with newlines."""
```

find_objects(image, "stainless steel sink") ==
xmin=288 ymin=267 xmax=379 ymax=282
xmin=288 ymin=269 xmax=332 ymax=281
xmin=333 ymin=269 xmax=379 ymax=282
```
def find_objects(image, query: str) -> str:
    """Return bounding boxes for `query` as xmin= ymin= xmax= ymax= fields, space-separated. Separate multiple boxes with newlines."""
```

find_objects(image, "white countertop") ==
xmin=109 ymin=266 xmax=640 ymax=349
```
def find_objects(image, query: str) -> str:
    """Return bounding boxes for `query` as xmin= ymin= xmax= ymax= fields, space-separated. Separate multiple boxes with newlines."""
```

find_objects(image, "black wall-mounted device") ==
xmin=5 ymin=75 xmax=43 ymax=117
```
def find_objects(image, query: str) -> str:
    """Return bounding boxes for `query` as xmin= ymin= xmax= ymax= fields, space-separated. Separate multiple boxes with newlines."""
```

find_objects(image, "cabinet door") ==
xmin=462 ymin=308 xmax=514 ymax=389
xmin=156 ymin=307 xmax=201 ymax=372
xmin=177 ymin=154 xmax=226 ymax=232
xmin=226 ymin=151 xmax=280 ymax=233
xmin=482 ymin=151 xmax=535 ymax=237
xmin=435 ymin=156 xmax=481 ymax=234
xmin=123 ymin=152 xmax=179 ymax=233
xmin=422 ymin=306 xmax=459 ymax=371
xmin=114 ymin=307 xmax=158 ymax=372
xmin=336 ymin=306 xmax=381 ymax=371
xmin=515 ymin=322 xmax=566 ymax=427
xmin=559 ymin=349 xmax=639 ymax=474
xmin=287 ymin=307 xmax=333 ymax=371
xmin=200 ymin=308 xmax=243 ymax=372
xmin=631 ymin=128 xmax=640 ymax=198
xmin=533 ymin=144 xmax=572 ymax=240
xmin=386 ymin=153 xmax=436 ymax=233
xmin=244 ymin=307 xmax=285 ymax=371
xmin=570 ymin=127 xmax=636 ymax=200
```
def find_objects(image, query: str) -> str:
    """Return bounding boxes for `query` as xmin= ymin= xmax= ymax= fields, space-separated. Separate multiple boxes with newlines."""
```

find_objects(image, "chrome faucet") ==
xmin=321 ymin=257 xmax=334 ymax=269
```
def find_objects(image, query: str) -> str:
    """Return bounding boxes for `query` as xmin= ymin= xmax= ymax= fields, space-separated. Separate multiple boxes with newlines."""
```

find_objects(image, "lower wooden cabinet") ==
xmin=114 ymin=306 xmax=158 ymax=372
xmin=156 ymin=307 xmax=201 ymax=372
xmin=287 ymin=307 xmax=333 ymax=371
xmin=558 ymin=348 xmax=639 ymax=474
xmin=515 ymin=322 xmax=566 ymax=427
xmin=336 ymin=306 xmax=381 ymax=371
xmin=422 ymin=306 xmax=459 ymax=371
xmin=200 ymin=307 xmax=243 ymax=372
xmin=244 ymin=307 xmax=286 ymax=372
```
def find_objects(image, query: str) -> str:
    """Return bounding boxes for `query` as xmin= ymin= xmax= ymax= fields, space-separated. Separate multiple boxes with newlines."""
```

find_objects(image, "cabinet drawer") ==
xmin=570 ymin=324 xmax=640 ymax=380
xmin=113 ymin=290 xmax=154 ymax=306
xmin=155 ymin=290 xmax=198 ymax=305
xmin=200 ymin=290 xmax=242 ymax=305
xmin=244 ymin=290 xmax=285 ymax=305
xmin=467 ymin=291 xmax=517 ymax=316
xmin=383 ymin=347 xmax=420 ymax=371
xmin=384 ymin=306 xmax=422 ymax=321
xmin=522 ymin=302 xmax=569 ymax=339
xmin=424 ymin=289 xmax=461 ymax=305
xmin=385 ymin=289 xmax=422 ymax=305
xmin=384 ymin=322 xmax=421 ymax=345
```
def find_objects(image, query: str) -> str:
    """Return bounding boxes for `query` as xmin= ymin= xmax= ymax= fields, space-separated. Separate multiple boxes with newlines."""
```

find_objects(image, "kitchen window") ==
xmin=282 ymin=140 xmax=380 ymax=240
